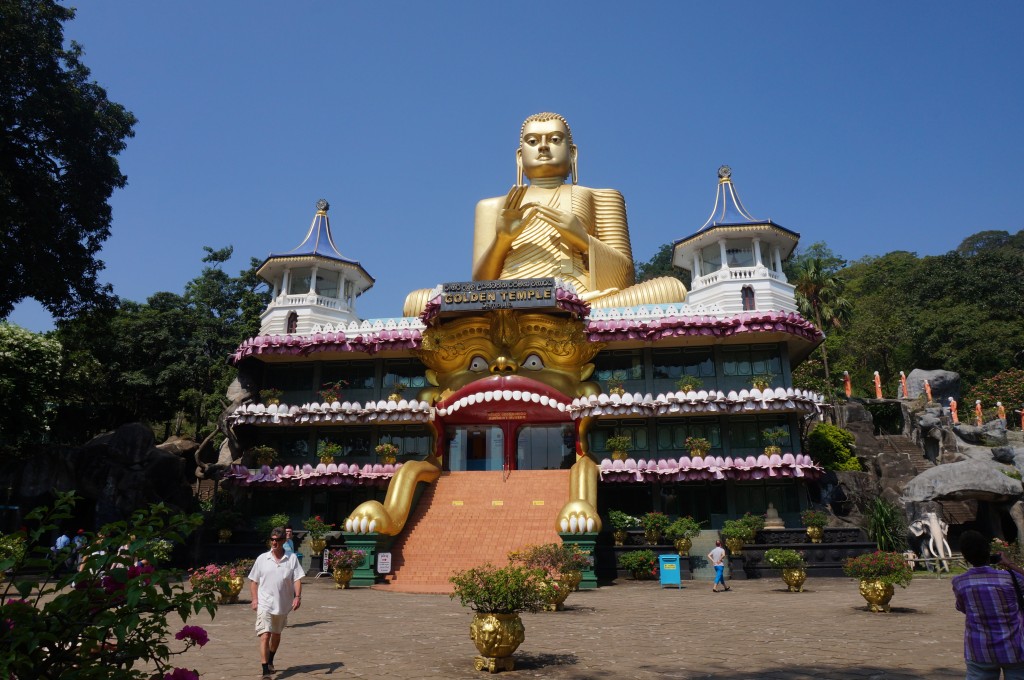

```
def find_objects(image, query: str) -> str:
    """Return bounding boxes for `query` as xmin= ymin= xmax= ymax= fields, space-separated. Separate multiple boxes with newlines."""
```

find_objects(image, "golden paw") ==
xmin=345 ymin=501 xmax=392 ymax=535
xmin=556 ymin=500 xmax=602 ymax=534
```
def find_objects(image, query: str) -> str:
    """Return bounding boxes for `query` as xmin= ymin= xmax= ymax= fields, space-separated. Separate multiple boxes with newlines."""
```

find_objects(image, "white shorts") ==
xmin=255 ymin=609 xmax=288 ymax=636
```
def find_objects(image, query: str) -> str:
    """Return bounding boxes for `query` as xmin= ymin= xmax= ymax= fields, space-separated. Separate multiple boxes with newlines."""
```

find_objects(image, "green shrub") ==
xmin=720 ymin=518 xmax=753 ymax=541
xmin=256 ymin=512 xmax=291 ymax=535
xmin=449 ymin=563 xmax=547 ymax=613
xmin=806 ymin=423 xmax=861 ymax=471
xmin=763 ymin=548 xmax=806 ymax=569
xmin=843 ymin=551 xmax=913 ymax=587
xmin=640 ymin=512 xmax=671 ymax=533
xmin=618 ymin=549 xmax=658 ymax=579
xmin=866 ymin=497 xmax=908 ymax=552
xmin=665 ymin=516 xmax=703 ymax=540
xmin=607 ymin=510 xmax=640 ymax=531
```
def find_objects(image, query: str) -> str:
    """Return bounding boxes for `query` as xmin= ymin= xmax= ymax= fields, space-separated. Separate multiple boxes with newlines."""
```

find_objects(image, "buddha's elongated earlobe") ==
xmin=516 ymin=148 xmax=524 ymax=186
xmin=571 ymin=145 xmax=578 ymax=185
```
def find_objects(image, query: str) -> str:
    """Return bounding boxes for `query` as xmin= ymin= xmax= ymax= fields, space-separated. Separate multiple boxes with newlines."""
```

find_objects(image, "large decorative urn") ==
xmin=674 ymin=538 xmax=692 ymax=556
xmin=858 ymin=579 xmax=895 ymax=613
xmin=332 ymin=567 xmax=353 ymax=589
xmin=612 ymin=530 xmax=628 ymax=546
xmin=309 ymin=538 xmax=327 ymax=556
xmin=470 ymin=612 xmax=525 ymax=673
xmin=724 ymin=537 xmax=745 ymax=555
xmin=643 ymin=529 xmax=662 ymax=545
xmin=806 ymin=526 xmax=824 ymax=544
xmin=218 ymin=575 xmax=244 ymax=604
xmin=781 ymin=568 xmax=806 ymax=593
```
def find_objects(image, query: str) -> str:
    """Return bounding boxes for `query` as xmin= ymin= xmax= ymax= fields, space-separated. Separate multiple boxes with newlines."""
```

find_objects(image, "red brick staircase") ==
xmin=374 ymin=470 xmax=569 ymax=594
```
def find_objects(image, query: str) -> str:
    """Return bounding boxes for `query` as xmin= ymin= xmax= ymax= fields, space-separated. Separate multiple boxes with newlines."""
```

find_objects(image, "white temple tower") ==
xmin=672 ymin=166 xmax=800 ymax=314
xmin=256 ymin=199 xmax=374 ymax=335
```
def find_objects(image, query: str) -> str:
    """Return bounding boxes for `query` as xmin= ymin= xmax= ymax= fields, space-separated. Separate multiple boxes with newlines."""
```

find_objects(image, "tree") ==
xmin=0 ymin=322 xmax=61 ymax=456
xmin=0 ymin=0 xmax=136 ymax=319
xmin=791 ymin=257 xmax=851 ymax=397
xmin=635 ymin=243 xmax=689 ymax=288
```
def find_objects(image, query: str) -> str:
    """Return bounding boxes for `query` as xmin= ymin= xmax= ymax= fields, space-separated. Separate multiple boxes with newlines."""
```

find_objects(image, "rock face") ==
xmin=902 ymin=460 xmax=1023 ymax=503
xmin=906 ymin=369 xmax=961 ymax=403
xmin=956 ymin=421 xmax=1010 ymax=447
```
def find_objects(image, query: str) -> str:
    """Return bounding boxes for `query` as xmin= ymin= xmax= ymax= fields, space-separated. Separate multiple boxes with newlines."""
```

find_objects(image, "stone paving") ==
xmin=182 ymin=574 xmax=967 ymax=680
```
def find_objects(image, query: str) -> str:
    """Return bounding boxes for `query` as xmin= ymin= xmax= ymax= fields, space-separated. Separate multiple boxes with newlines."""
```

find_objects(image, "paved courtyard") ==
xmin=182 ymin=575 xmax=967 ymax=680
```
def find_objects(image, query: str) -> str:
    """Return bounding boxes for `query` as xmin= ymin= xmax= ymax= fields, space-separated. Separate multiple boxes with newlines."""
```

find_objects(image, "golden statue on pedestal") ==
xmin=403 ymin=113 xmax=686 ymax=316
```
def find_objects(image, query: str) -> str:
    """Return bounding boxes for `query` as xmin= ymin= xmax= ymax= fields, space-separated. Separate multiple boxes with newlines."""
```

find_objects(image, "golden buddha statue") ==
xmin=402 ymin=112 xmax=686 ymax=316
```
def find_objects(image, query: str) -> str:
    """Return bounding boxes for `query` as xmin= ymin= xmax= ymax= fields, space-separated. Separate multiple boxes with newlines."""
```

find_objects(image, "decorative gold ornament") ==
xmin=542 ymin=578 xmax=573 ymax=611
xmin=309 ymin=538 xmax=327 ymax=556
xmin=217 ymin=529 xmax=232 ymax=544
xmin=781 ymin=567 xmax=806 ymax=593
xmin=470 ymin=612 xmax=525 ymax=672
xmin=613 ymin=529 xmax=628 ymax=546
xmin=764 ymin=445 xmax=782 ymax=456
xmin=346 ymin=456 xmax=442 ymax=536
xmin=725 ymin=537 xmax=745 ymax=555
xmin=674 ymin=538 xmax=692 ymax=556
xmin=218 ymin=575 xmax=243 ymax=604
xmin=332 ymin=567 xmax=353 ymax=589
xmin=644 ymin=529 xmax=662 ymax=545
xmin=806 ymin=526 xmax=824 ymax=544
xmin=563 ymin=570 xmax=583 ymax=593
xmin=858 ymin=578 xmax=895 ymax=612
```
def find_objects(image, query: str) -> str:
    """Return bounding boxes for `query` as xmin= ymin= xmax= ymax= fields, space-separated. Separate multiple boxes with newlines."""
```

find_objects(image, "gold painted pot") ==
xmin=381 ymin=455 xmax=397 ymax=465
xmin=611 ymin=450 xmax=628 ymax=461
xmin=470 ymin=612 xmax=525 ymax=673
xmin=674 ymin=537 xmax=692 ymax=556
xmin=309 ymin=538 xmax=327 ymax=556
xmin=781 ymin=568 xmax=806 ymax=593
xmin=644 ymin=529 xmax=662 ymax=545
xmin=332 ymin=567 xmax=353 ymax=589
xmin=217 ymin=529 xmax=232 ymax=544
xmin=858 ymin=578 xmax=895 ymax=612
xmin=724 ymin=537 xmax=745 ymax=555
xmin=542 ymin=578 xmax=572 ymax=611
xmin=218 ymin=575 xmax=243 ymax=604
xmin=764 ymin=445 xmax=782 ymax=456
xmin=806 ymin=526 xmax=824 ymax=544
xmin=562 ymin=570 xmax=582 ymax=593
xmin=613 ymin=529 xmax=628 ymax=546
xmin=387 ymin=393 xmax=402 ymax=402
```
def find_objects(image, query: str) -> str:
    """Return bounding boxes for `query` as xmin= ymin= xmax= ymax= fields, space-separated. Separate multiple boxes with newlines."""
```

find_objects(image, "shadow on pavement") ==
xmin=276 ymin=661 xmax=344 ymax=677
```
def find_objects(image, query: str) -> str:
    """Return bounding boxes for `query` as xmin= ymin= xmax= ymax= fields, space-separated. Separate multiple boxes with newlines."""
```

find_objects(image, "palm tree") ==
xmin=791 ymin=257 xmax=851 ymax=399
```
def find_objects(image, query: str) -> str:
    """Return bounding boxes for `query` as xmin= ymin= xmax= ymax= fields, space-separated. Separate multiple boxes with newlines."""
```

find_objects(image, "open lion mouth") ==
xmin=435 ymin=375 xmax=573 ymax=418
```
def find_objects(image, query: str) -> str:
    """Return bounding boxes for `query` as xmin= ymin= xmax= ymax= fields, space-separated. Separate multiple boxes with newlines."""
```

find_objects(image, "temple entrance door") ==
xmin=514 ymin=424 xmax=575 ymax=471
xmin=446 ymin=425 xmax=505 ymax=471
xmin=444 ymin=423 xmax=574 ymax=472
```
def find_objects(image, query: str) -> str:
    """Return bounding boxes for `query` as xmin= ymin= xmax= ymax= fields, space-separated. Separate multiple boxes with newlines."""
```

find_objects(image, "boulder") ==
xmin=982 ymin=420 xmax=1009 ymax=447
xmin=955 ymin=424 xmax=988 ymax=445
xmin=906 ymin=369 xmax=961 ymax=403
xmin=991 ymin=446 xmax=1024 ymax=465
xmin=902 ymin=460 xmax=1023 ymax=503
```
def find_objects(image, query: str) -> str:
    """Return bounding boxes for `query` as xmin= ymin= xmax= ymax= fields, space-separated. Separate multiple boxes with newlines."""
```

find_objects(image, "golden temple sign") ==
xmin=440 ymin=278 xmax=557 ymax=313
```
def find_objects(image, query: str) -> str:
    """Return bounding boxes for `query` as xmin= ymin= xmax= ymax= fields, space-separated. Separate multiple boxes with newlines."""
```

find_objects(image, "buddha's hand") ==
xmin=556 ymin=499 xmax=602 ymax=534
xmin=345 ymin=501 xmax=393 ymax=535
xmin=526 ymin=204 xmax=589 ymax=252
xmin=495 ymin=185 xmax=532 ymax=242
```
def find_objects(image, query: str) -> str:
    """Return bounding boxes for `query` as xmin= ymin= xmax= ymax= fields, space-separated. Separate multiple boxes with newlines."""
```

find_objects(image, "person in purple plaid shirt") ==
xmin=952 ymin=530 xmax=1024 ymax=679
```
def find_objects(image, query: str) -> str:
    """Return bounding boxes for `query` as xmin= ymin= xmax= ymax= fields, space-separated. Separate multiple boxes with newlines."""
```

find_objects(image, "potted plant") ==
xmin=375 ymin=441 xmax=400 ymax=464
xmin=259 ymin=387 xmax=283 ymax=405
xmin=0 ymin=532 xmax=26 ymax=581
xmin=210 ymin=510 xmax=242 ymax=543
xmin=303 ymin=515 xmax=333 ymax=555
xmin=606 ymin=377 xmax=626 ymax=396
xmin=449 ymin=563 xmax=547 ymax=672
xmin=605 ymin=434 xmax=632 ymax=461
xmin=801 ymin=508 xmax=830 ymax=543
xmin=676 ymin=375 xmax=704 ymax=393
xmin=843 ymin=551 xmax=913 ymax=612
xmin=761 ymin=426 xmax=788 ymax=455
xmin=319 ymin=379 xmax=348 ymax=404
xmin=618 ymin=549 xmax=658 ymax=580
xmin=720 ymin=517 xmax=756 ymax=555
xmin=249 ymin=445 xmax=278 ymax=467
xmin=508 ymin=543 xmax=589 ymax=610
xmin=685 ymin=436 xmax=712 ymax=457
xmin=640 ymin=512 xmax=670 ymax=545
xmin=327 ymin=548 xmax=366 ymax=589
xmin=317 ymin=439 xmax=343 ymax=464
xmin=256 ymin=512 xmax=291 ymax=537
xmin=387 ymin=381 xmax=408 ymax=402
xmin=751 ymin=373 xmax=774 ymax=390
xmin=607 ymin=510 xmax=639 ymax=545
xmin=218 ymin=558 xmax=253 ymax=604
xmin=665 ymin=516 xmax=703 ymax=556
xmin=763 ymin=548 xmax=807 ymax=592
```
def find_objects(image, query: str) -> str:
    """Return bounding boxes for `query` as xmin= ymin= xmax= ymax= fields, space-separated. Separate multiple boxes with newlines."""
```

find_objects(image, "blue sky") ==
xmin=9 ymin=1 xmax=1023 ymax=332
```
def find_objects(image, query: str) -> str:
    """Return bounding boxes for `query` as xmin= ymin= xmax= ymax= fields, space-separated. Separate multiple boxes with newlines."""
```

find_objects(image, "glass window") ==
xmin=654 ymin=420 xmax=721 ymax=452
xmin=591 ymin=421 xmax=649 ymax=456
xmin=316 ymin=270 xmax=340 ymax=298
xmin=701 ymin=244 xmax=722 ymax=274
xmin=377 ymin=426 xmax=431 ymax=459
xmin=264 ymin=364 xmax=315 ymax=404
xmin=288 ymin=268 xmax=312 ymax=295
xmin=593 ymin=351 xmax=644 ymax=392
xmin=447 ymin=426 xmax=503 ymax=471
xmin=725 ymin=239 xmax=754 ymax=267
xmin=321 ymin=362 xmax=376 ymax=402
xmin=517 ymin=425 xmax=574 ymax=470
xmin=382 ymin=359 xmax=429 ymax=394
xmin=318 ymin=428 xmax=372 ymax=459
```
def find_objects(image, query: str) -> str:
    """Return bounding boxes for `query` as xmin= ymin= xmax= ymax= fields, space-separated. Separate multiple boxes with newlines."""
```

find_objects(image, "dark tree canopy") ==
xmin=0 ymin=0 xmax=136 ymax=319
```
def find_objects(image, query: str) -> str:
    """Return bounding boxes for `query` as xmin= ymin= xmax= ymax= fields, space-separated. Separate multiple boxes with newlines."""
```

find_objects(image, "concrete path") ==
xmin=184 ymin=575 xmax=966 ymax=679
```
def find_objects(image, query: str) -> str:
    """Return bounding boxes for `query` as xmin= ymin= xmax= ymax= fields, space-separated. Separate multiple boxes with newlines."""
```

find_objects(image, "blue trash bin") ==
xmin=659 ymin=554 xmax=682 ymax=589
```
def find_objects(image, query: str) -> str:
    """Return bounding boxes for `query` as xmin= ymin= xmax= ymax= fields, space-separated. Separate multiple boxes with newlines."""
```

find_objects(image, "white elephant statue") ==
xmin=908 ymin=511 xmax=952 ymax=572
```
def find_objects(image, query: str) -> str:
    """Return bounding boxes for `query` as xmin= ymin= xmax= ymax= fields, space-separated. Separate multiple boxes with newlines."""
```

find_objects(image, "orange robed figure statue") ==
xmin=948 ymin=397 xmax=959 ymax=425
xmin=975 ymin=400 xmax=984 ymax=427
xmin=924 ymin=380 xmax=933 ymax=404
xmin=873 ymin=371 xmax=882 ymax=399
xmin=843 ymin=371 xmax=851 ymax=398
xmin=997 ymin=401 xmax=1007 ymax=426
xmin=899 ymin=371 xmax=909 ymax=399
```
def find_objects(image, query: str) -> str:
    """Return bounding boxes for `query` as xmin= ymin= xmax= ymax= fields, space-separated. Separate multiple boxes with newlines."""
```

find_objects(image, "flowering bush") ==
xmin=619 ymin=549 xmax=658 ymax=579
xmin=317 ymin=439 xmax=343 ymax=462
xmin=188 ymin=563 xmax=224 ymax=593
xmin=800 ymin=509 xmax=830 ymax=528
xmin=508 ymin=543 xmax=589 ymax=578
xmin=0 ymin=531 xmax=27 ymax=566
xmin=303 ymin=515 xmax=333 ymax=540
xmin=966 ymin=369 xmax=1024 ymax=418
xmin=604 ymin=434 xmax=632 ymax=453
xmin=764 ymin=548 xmax=806 ymax=569
xmin=751 ymin=373 xmax=775 ymax=389
xmin=665 ymin=516 xmax=703 ymax=540
xmin=685 ymin=436 xmax=711 ymax=456
xmin=843 ymin=551 xmax=914 ymax=587
xmin=224 ymin=558 xmax=253 ymax=579
xmin=606 ymin=378 xmax=625 ymax=395
xmin=676 ymin=375 xmax=704 ymax=392
xmin=259 ymin=387 xmax=283 ymax=403
xmin=0 ymin=492 xmax=216 ymax=679
xmin=319 ymin=379 xmax=348 ymax=403
xmin=328 ymin=548 xmax=366 ymax=570
xmin=607 ymin=510 xmax=640 ymax=531
xmin=375 ymin=442 xmax=400 ymax=458
xmin=449 ymin=563 xmax=547 ymax=614
xmin=640 ymin=512 xmax=671 ymax=533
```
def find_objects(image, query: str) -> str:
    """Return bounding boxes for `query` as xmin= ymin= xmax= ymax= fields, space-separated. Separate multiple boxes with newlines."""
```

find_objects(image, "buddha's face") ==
xmin=520 ymin=119 xmax=574 ymax=181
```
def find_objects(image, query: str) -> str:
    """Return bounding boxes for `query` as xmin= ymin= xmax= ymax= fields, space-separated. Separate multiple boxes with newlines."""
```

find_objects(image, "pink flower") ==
xmin=163 ymin=669 xmax=200 ymax=680
xmin=175 ymin=625 xmax=209 ymax=647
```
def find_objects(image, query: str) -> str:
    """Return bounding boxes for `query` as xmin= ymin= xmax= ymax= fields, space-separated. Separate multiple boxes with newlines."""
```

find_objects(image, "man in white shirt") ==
xmin=248 ymin=526 xmax=305 ymax=679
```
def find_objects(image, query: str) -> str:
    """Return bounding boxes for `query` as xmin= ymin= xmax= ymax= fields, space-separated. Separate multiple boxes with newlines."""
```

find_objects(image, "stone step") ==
xmin=688 ymin=529 xmax=725 ymax=581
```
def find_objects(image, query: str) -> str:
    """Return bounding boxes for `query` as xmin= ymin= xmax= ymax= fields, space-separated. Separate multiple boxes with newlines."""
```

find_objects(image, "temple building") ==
xmin=221 ymin=115 xmax=825 ymax=590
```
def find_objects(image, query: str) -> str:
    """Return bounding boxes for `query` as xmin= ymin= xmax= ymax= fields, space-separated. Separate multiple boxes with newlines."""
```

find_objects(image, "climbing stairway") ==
xmin=375 ymin=470 xmax=569 ymax=593
xmin=878 ymin=433 xmax=934 ymax=475
xmin=687 ymin=529 xmax=724 ymax=581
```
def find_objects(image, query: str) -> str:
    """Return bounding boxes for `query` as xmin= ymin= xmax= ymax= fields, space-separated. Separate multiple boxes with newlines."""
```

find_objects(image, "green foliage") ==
xmin=676 ymin=375 xmax=704 ymax=391
xmin=604 ymin=435 xmax=632 ymax=453
xmin=302 ymin=515 xmax=333 ymax=540
xmin=507 ymin=543 xmax=589 ymax=577
xmin=1003 ymin=468 xmax=1022 ymax=481
xmin=843 ymin=551 xmax=913 ymax=588
xmin=806 ymin=423 xmax=861 ymax=471
xmin=640 ymin=512 xmax=671 ymax=533
xmin=256 ymin=513 xmax=291 ymax=535
xmin=0 ymin=322 xmax=62 ymax=456
xmin=449 ymin=563 xmax=547 ymax=613
xmin=761 ymin=426 xmax=789 ymax=446
xmin=764 ymin=548 xmax=806 ymax=569
xmin=865 ymin=497 xmax=908 ymax=552
xmin=720 ymin=518 xmax=753 ymax=541
xmin=665 ymin=516 xmax=703 ymax=540
xmin=967 ymin=369 xmax=1024 ymax=416
xmin=800 ymin=509 xmax=829 ymax=528
xmin=327 ymin=548 xmax=365 ymax=570
xmin=0 ymin=0 xmax=136 ymax=318
xmin=635 ymin=243 xmax=689 ymax=288
xmin=607 ymin=510 xmax=640 ymax=531
xmin=0 ymin=491 xmax=216 ymax=679
xmin=0 ymin=531 xmax=27 ymax=565
xmin=618 ymin=549 xmax=658 ymax=579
